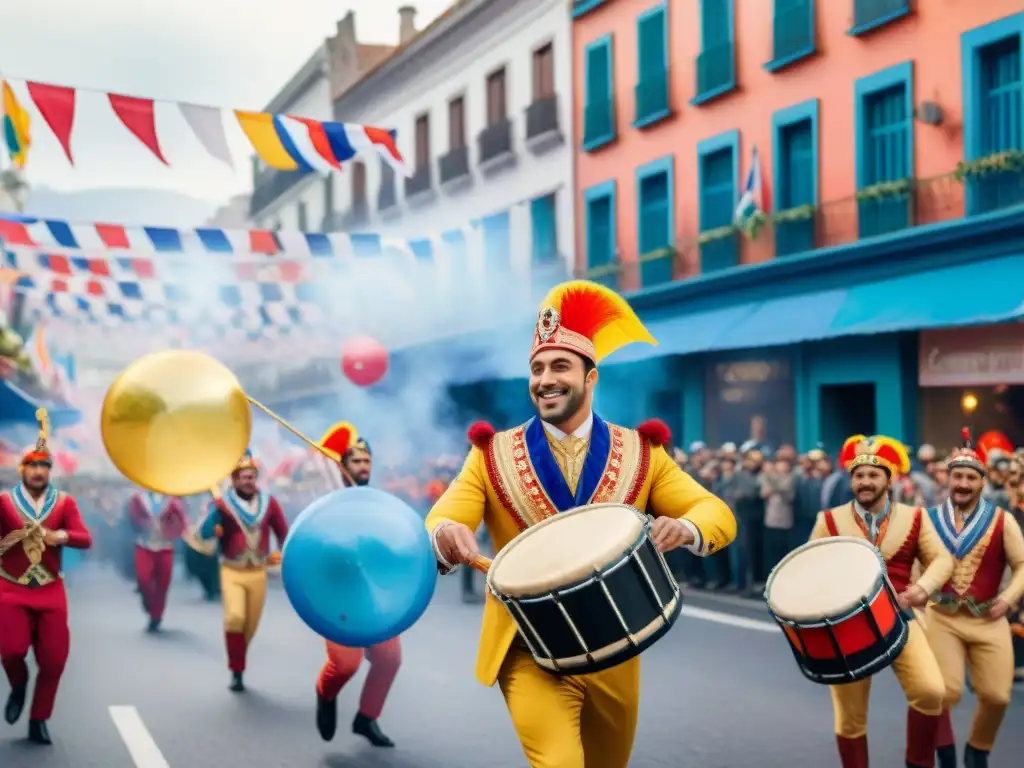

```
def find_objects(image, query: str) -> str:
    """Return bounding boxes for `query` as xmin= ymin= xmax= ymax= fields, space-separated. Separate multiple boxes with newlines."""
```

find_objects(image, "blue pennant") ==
xmin=523 ymin=415 xmax=611 ymax=512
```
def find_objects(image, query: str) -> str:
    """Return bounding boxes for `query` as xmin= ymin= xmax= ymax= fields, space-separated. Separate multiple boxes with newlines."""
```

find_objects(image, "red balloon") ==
xmin=976 ymin=430 xmax=1013 ymax=465
xmin=341 ymin=336 xmax=389 ymax=387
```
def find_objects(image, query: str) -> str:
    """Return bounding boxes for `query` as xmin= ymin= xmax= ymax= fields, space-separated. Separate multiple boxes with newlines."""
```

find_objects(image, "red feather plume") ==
xmin=467 ymin=421 xmax=495 ymax=449
xmin=961 ymin=427 xmax=973 ymax=447
xmin=637 ymin=419 xmax=672 ymax=448
xmin=556 ymin=286 xmax=626 ymax=340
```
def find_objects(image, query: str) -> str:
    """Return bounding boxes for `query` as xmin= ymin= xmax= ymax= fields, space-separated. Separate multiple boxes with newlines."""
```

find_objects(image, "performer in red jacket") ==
xmin=0 ymin=409 xmax=92 ymax=744
xmin=127 ymin=490 xmax=187 ymax=632
xmin=197 ymin=451 xmax=288 ymax=692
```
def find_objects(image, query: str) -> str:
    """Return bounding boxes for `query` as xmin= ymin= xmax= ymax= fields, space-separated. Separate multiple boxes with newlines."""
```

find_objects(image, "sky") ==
xmin=0 ymin=0 xmax=451 ymax=205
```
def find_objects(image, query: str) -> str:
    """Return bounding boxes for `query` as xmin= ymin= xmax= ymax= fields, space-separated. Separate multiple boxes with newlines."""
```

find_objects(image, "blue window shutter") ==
xmin=638 ymin=172 xmax=670 ymax=254
xmin=586 ymin=43 xmax=610 ymax=104
xmin=638 ymin=11 xmax=665 ymax=77
xmin=777 ymin=119 xmax=815 ymax=256
xmin=859 ymin=82 xmax=911 ymax=237
xmin=701 ymin=0 xmax=730 ymax=45
xmin=699 ymin=146 xmax=738 ymax=272
xmin=530 ymin=194 xmax=558 ymax=263
xmin=587 ymin=196 xmax=613 ymax=268
xmin=975 ymin=36 xmax=1022 ymax=213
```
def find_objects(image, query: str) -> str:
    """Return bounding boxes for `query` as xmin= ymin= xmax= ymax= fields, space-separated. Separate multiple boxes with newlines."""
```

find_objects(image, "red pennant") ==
xmin=26 ymin=82 xmax=77 ymax=165
xmin=108 ymin=93 xmax=167 ymax=165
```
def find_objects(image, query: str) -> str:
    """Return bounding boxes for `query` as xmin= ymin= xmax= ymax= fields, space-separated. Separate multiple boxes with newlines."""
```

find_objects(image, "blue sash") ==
xmin=12 ymin=484 xmax=58 ymax=522
xmin=225 ymin=489 xmax=269 ymax=527
xmin=523 ymin=414 xmax=611 ymax=512
xmin=928 ymin=499 xmax=997 ymax=559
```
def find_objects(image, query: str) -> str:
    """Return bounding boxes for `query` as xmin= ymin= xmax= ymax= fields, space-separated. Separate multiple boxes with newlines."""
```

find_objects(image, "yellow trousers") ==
xmin=924 ymin=606 xmax=1014 ymax=751
xmin=829 ymin=621 xmax=945 ymax=738
xmin=498 ymin=647 xmax=639 ymax=768
xmin=220 ymin=565 xmax=267 ymax=645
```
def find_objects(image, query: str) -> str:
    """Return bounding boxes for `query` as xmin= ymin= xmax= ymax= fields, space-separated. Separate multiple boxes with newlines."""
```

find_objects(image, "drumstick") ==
xmin=470 ymin=555 xmax=492 ymax=574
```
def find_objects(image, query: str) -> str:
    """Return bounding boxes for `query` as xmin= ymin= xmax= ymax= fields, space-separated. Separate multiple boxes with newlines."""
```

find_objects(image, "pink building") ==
xmin=569 ymin=0 xmax=1024 ymax=455
xmin=572 ymin=0 xmax=1024 ymax=288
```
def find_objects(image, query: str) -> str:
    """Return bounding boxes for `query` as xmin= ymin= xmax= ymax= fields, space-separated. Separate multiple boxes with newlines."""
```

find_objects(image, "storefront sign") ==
xmin=919 ymin=324 xmax=1024 ymax=387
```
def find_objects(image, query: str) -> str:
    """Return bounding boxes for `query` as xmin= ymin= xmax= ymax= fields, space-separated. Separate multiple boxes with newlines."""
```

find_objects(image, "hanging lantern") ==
xmin=341 ymin=336 xmax=388 ymax=387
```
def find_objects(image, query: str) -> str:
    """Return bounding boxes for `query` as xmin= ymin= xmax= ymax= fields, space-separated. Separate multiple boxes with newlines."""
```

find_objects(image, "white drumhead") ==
xmin=766 ymin=537 xmax=883 ymax=622
xmin=488 ymin=504 xmax=646 ymax=598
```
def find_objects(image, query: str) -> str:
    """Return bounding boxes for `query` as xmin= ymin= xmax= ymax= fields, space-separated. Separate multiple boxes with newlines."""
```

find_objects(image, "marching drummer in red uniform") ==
xmin=0 ymin=408 xmax=92 ymax=744
xmin=923 ymin=429 xmax=1024 ymax=768
xmin=127 ymin=489 xmax=187 ymax=632
xmin=811 ymin=435 xmax=953 ymax=768
xmin=197 ymin=451 xmax=288 ymax=692
xmin=313 ymin=422 xmax=401 ymax=748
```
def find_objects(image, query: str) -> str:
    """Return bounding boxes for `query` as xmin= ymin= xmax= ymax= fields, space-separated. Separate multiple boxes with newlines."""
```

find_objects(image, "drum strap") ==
xmin=823 ymin=510 xmax=839 ymax=538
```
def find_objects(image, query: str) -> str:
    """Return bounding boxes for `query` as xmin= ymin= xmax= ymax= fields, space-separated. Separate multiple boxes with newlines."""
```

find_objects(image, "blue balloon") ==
xmin=281 ymin=486 xmax=437 ymax=646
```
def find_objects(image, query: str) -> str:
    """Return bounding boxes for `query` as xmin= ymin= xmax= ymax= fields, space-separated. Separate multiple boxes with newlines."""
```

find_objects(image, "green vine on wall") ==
xmin=854 ymin=178 xmax=913 ymax=203
xmin=953 ymin=149 xmax=1024 ymax=181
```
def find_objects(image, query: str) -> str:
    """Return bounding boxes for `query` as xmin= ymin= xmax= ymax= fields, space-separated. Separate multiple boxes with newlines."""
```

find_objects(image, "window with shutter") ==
xmin=486 ymin=69 xmax=507 ymax=125
xmin=693 ymin=0 xmax=735 ymax=105
xmin=635 ymin=7 xmax=669 ymax=126
xmin=585 ymin=181 xmax=617 ymax=286
xmin=859 ymin=80 xmax=911 ymax=237
xmin=776 ymin=119 xmax=815 ymax=256
xmin=767 ymin=0 xmax=815 ymax=70
xmin=976 ymin=37 xmax=1022 ymax=212
xmin=532 ymin=44 xmax=555 ymax=101
xmin=530 ymin=194 xmax=558 ymax=264
xmin=583 ymin=36 xmax=615 ymax=150
xmin=637 ymin=163 xmax=672 ymax=288
xmin=698 ymin=137 xmax=738 ymax=273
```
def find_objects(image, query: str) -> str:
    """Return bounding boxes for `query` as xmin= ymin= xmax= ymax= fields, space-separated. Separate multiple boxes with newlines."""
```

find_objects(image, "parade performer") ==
xmin=127 ymin=489 xmax=187 ymax=632
xmin=811 ymin=435 xmax=954 ymax=768
xmin=197 ymin=451 xmax=288 ymax=692
xmin=314 ymin=422 xmax=401 ymax=748
xmin=923 ymin=429 xmax=1024 ymax=768
xmin=425 ymin=280 xmax=737 ymax=768
xmin=0 ymin=409 xmax=92 ymax=744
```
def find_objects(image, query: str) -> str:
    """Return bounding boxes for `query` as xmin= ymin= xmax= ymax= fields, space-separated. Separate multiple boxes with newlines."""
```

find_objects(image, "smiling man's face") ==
xmin=529 ymin=349 xmax=596 ymax=427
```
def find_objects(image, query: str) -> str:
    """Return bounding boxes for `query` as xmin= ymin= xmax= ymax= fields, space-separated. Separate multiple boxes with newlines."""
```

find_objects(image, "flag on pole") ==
xmin=2 ymin=81 xmax=31 ymax=169
xmin=734 ymin=145 xmax=768 ymax=238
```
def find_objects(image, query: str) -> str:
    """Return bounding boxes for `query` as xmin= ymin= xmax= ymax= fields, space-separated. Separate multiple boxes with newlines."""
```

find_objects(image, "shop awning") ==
xmin=624 ymin=303 xmax=762 ymax=361
xmin=828 ymin=252 xmax=1024 ymax=335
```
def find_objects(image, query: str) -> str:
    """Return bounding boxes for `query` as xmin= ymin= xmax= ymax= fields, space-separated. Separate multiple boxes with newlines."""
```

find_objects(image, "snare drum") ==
xmin=486 ymin=503 xmax=681 ymax=676
xmin=764 ymin=536 xmax=909 ymax=685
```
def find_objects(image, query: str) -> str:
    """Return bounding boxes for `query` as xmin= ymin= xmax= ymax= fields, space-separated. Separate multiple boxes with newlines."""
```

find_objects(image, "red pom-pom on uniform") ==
xmin=467 ymin=421 xmax=496 ymax=449
xmin=637 ymin=419 xmax=672 ymax=448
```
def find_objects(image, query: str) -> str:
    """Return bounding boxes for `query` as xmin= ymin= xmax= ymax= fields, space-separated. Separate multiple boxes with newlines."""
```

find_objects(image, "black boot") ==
xmin=964 ymin=745 xmax=989 ymax=768
xmin=147 ymin=617 xmax=161 ymax=633
xmin=4 ymin=684 xmax=26 ymax=725
xmin=316 ymin=692 xmax=337 ymax=742
xmin=229 ymin=672 xmax=245 ymax=693
xmin=352 ymin=712 xmax=394 ymax=747
xmin=28 ymin=719 xmax=51 ymax=745
xmin=936 ymin=744 xmax=957 ymax=768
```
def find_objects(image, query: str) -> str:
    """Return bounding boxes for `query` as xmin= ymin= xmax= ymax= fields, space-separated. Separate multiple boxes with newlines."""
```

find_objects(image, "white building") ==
xmin=206 ymin=194 xmax=252 ymax=229
xmin=251 ymin=0 xmax=574 ymax=281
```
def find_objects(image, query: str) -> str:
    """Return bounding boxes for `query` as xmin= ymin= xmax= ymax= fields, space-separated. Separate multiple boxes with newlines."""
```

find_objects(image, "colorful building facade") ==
xmin=568 ymin=0 xmax=1024 ymax=451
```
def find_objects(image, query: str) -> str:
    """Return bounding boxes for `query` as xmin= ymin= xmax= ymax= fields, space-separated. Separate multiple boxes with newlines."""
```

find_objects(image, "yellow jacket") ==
xmin=425 ymin=418 xmax=736 ymax=686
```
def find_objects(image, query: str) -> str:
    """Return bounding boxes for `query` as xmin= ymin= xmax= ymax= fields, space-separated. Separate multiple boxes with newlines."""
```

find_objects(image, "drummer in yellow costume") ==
xmin=425 ymin=280 xmax=737 ymax=768
xmin=811 ymin=435 xmax=954 ymax=768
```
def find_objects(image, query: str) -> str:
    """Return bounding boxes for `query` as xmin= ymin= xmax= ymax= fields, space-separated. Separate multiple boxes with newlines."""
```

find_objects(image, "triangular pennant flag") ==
xmin=108 ymin=93 xmax=167 ymax=165
xmin=178 ymin=102 xmax=233 ymax=167
xmin=25 ymin=82 xmax=76 ymax=165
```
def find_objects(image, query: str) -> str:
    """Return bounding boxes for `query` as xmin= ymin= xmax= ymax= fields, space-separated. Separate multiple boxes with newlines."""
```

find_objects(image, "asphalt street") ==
xmin=0 ymin=565 xmax=1021 ymax=768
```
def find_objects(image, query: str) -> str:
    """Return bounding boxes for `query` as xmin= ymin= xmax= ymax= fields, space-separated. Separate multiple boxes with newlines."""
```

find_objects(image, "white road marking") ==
xmin=109 ymin=706 xmax=171 ymax=768
xmin=680 ymin=605 xmax=779 ymax=633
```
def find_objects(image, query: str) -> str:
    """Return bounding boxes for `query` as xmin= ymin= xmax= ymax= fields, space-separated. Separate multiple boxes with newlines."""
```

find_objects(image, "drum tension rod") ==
xmin=858 ymin=596 xmax=886 ymax=644
xmin=822 ymin=616 xmax=855 ymax=680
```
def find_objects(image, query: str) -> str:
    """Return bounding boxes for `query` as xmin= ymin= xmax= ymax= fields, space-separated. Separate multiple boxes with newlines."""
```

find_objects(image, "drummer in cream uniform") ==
xmin=811 ymin=435 xmax=954 ymax=768
xmin=425 ymin=280 xmax=737 ymax=768
xmin=924 ymin=430 xmax=1024 ymax=768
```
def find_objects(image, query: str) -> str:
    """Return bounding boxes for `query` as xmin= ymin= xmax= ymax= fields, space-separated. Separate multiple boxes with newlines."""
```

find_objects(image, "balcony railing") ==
xmin=582 ymin=98 xmax=615 ymax=149
xmin=323 ymin=203 xmax=369 ymax=232
xmin=850 ymin=0 xmax=911 ymax=35
xmin=693 ymin=41 xmax=735 ymax=104
xmin=526 ymin=96 xmax=560 ymax=141
xmin=770 ymin=0 xmax=814 ymax=65
xmin=405 ymin=165 xmax=433 ymax=198
xmin=378 ymin=179 xmax=397 ymax=212
xmin=249 ymin=169 xmax=307 ymax=217
xmin=478 ymin=119 xmax=513 ymax=164
xmin=634 ymin=68 xmax=669 ymax=126
xmin=580 ymin=162 xmax=1024 ymax=291
xmin=439 ymin=144 xmax=470 ymax=184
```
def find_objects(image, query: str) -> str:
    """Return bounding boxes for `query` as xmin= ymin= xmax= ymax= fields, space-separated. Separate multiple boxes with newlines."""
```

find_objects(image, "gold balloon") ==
xmin=101 ymin=350 xmax=252 ymax=496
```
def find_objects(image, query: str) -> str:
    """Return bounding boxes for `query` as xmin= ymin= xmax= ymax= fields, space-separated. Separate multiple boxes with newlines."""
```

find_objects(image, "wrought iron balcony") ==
xmin=439 ymin=145 xmax=470 ymax=185
xmin=526 ymin=96 xmax=560 ymax=142
xmin=249 ymin=169 xmax=307 ymax=217
xmin=692 ymin=41 xmax=735 ymax=105
xmin=478 ymin=119 xmax=513 ymax=165
xmin=582 ymin=98 xmax=614 ymax=150
xmin=404 ymin=165 xmax=433 ymax=198
xmin=850 ymin=0 xmax=911 ymax=35
xmin=634 ymin=68 xmax=669 ymax=126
